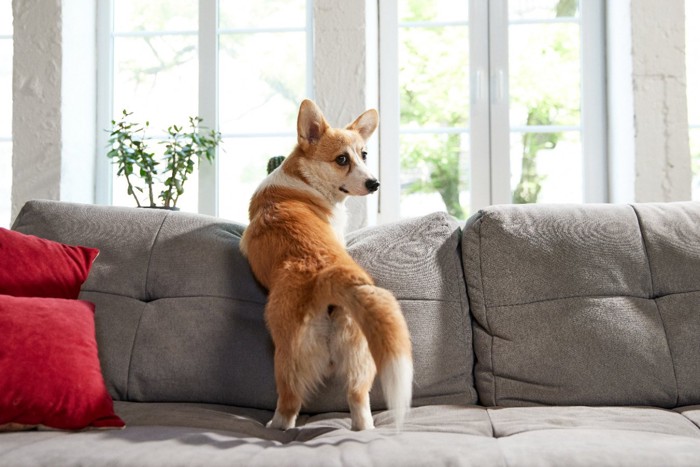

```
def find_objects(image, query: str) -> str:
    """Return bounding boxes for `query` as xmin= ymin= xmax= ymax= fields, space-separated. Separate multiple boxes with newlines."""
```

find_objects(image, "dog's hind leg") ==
xmin=330 ymin=309 xmax=377 ymax=430
xmin=265 ymin=287 xmax=331 ymax=430
xmin=267 ymin=356 xmax=303 ymax=430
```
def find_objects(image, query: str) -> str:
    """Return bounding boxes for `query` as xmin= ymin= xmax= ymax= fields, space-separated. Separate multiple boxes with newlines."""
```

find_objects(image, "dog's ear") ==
xmin=347 ymin=109 xmax=379 ymax=142
xmin=297 ymin=99 xmax=329 ymax=150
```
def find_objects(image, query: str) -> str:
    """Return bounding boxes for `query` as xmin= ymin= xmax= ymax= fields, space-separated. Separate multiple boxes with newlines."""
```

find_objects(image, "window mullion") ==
xmin=95 ymin=0 xmax=114 ymax=206
xmin=198 ymin=0 xmax=219 ymax=216
xmin=378 ymin=0 xmax=401 ymax=224
xmin=487 ymin=0 xmax=512 ymax=206
xmin=469 ymin=0 xmax=492 ymax=211
xmin=581 ymin=0 xmax=608 ymax=202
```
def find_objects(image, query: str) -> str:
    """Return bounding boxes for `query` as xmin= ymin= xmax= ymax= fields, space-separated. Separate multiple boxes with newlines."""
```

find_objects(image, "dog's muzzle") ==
xmin=365 ymin=179 xmax=380 ymax=193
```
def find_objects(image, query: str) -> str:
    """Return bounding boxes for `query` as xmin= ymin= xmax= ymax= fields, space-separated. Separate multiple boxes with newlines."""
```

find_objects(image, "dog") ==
xmin=240 ymin=99 xmax=413 ymax=431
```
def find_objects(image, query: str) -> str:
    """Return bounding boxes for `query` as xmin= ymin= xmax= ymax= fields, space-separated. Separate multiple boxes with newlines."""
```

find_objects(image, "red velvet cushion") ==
xmin=0 ymin=295 xmax=125 ymax=430
xmin=0 ymin=228 xmax=99 ymax=299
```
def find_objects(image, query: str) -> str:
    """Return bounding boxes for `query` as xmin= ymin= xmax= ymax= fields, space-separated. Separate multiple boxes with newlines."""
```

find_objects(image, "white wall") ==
xmin=607 ymin=0 xmax=691 ymax=202
xmin=313 ymin=0 xmax=379 ymax=229
xmin=11 ymin=0 xmax=96 ymax=223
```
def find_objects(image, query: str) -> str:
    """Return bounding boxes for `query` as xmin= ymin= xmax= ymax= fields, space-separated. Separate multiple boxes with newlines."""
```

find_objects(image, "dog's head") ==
xmin=288 ymin=99 xmax=379 ymax=201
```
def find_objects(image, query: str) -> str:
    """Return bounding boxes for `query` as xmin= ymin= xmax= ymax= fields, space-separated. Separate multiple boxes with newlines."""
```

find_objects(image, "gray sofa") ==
xmin=3 ymin=199 xmax=700 ymax=466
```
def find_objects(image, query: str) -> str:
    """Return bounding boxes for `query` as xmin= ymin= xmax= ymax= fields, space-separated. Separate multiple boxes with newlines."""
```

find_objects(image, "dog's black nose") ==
xmin=365 ymin=179 xmax=380 ymax=193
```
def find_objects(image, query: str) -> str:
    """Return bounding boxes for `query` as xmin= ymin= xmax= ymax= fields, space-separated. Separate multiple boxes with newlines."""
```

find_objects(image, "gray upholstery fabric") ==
xmin=462 ymin=202 xmax=700 ymax=407
xmin=2 ymin=403 xmax=700 ymax=466
xmin=11 ymin=201 xmax=475 ymax=412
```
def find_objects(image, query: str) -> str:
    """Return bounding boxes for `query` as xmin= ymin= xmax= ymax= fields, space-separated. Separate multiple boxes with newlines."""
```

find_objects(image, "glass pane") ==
xmin=0 ymin=39 xmax=11 ymax=135
xmin=219 ymin=32 xmax=306 ymax=134
xmin=398 ymin=0 xmax=468 ymax=23
xmin=0 ymin=0 xmax=11 ymax=35
xmin=691 ymin=129 xmax=700 ymax=201
xmin=218 ymin=137 xmax=296 ymax=223
xmin=398 ymin=1 xmax=470 ymax=220
xmin=114 ymin=1 xmax=198 ymax=33
xmin=400 ymin=132 xmax=471 ymax=220
xmin=219 ymin=0 xmax=307 ymax=29
xmin=510 ymin=131 xmax=582 ymax=203
xmin=509 ymin=23 xmax=580 ymax=128
xmin=509 ymin=0 xmax=579 ymax=20
xmin=113 ymin=35 xmax=198 ymax=132
xmin=399 ymin=26 xmax=469 ymax=128
xmin=0 ymin=142 xmax=11 ymax=228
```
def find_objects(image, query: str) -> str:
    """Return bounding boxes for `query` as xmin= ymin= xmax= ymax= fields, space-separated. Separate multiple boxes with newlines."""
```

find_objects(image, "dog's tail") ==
xmin=317 ymin=265 xmax=413 ymax=428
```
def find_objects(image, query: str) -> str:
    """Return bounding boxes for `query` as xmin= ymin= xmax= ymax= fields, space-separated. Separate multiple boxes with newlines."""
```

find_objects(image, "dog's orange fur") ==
xmin=240 ymin=100 xmax=413 ymax=431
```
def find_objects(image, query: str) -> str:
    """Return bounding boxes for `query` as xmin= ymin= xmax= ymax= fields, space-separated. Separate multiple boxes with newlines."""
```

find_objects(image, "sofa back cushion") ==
xmin=12 ymin=200 xmax=476 ymax=412
xmin=462 ymin=202 xmax=700 ymax=407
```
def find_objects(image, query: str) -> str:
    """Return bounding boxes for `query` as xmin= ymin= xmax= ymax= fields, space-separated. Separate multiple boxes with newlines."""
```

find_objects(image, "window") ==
xmin=98 ymin=0 xmax=311 ymax=222
xmin=379 ymin=0 xmax=605 ymax=222
xmin=688 ymin=0 xmax=700 ymax=200
xmin=0 ymin=1 xmax=11 ymax=227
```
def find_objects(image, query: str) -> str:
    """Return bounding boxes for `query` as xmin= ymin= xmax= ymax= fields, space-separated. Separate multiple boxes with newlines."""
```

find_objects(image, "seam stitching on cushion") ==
xmin=143 ymin=213 xmax=169 ymax=301
xmin=632 ymin=204 xmax=680 ymax=407
xmin=486 ymin=407 xmax=511 ymax=467
xmin=488 ymin=292 xmax=651 ymax=309
xmin=632 ymin=205 xmax=656 ymax=295
xmin=125 ymin=212 xmax=168 ymax=401
xmin=485 ymin=407 xmax=497 ymax=439
xmin=124 ymin=301 xmax=148 ymax=401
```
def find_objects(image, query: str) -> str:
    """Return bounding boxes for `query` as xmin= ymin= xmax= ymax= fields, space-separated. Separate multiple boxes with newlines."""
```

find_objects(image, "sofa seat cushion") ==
xmin=462 ymin=202 xmax=700 ymax=407
xmin=676 ymin=405 xmax=700 ymax=430
xmin=11 ymin=200 xmax=475 ymax=412
xmin=2 ymin=404 xmax=700 ymax=466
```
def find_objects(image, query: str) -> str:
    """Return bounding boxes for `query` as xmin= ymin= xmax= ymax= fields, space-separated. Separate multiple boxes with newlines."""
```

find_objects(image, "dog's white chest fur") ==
xmin=330 ymin=203 xmax=347 ymax=246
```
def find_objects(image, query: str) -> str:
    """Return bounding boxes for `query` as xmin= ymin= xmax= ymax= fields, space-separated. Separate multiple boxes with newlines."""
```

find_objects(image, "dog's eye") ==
xmin=335 ymin=155 xmax=349 ymax=166
xmin=361 ymin=151 xmax=368 ymax=161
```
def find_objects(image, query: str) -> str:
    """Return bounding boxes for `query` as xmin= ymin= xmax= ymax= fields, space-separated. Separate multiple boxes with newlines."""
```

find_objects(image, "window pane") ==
xmin=692 ymin=129 xmax=700 ymax=201
xmin=510 ymin=131 xmax=582 ymax=203
xmin=398 ymin=0 xmax=470 ymax=220
xmin=509 ymin=23 xmax=580 ymax=128
xmin=218 ymin=137 xmax=296 ymax=223
xmin=113 ymin=35 xmax=198 ymax=131
xmin=219 ymin=0 xmax=307 ymax=29
xmin=0 ymin=142 xmax=11 ymax=228
xmin=399 ymin=0 xmax=468 ymax=23
xmin=0 ymin=1 xmax=10 ymax=35
xmin=219 ymin=32 xmax=306 ymax=134
xmin=399 ymin=26 xmax=469 ymax=128
xmin=509 ymin=0 xmax=579 ymax=20
xmin=0 ymin=39 xmax=10 ymax=135
xmin=400 ymin=132 xmax=471 ymax=220
xmin=114 ymin=1 xmax=198 ymax=33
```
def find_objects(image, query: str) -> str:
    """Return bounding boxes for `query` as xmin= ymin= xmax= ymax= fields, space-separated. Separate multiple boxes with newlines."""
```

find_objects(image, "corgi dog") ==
xmin=240 ymin=99 xmax=413 ymax=431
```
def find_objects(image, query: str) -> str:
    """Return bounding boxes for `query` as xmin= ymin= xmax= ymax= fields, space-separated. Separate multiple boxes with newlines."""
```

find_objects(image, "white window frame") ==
xmin=378 ymin=0 xmax=607 ymax=223
xmin=95 ymin=0 xmax=314 ymax=216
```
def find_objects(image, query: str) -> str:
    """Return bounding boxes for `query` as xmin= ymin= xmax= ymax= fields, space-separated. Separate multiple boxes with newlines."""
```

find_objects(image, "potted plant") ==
xmin=107 ymin=110 xmax=223 ymax=209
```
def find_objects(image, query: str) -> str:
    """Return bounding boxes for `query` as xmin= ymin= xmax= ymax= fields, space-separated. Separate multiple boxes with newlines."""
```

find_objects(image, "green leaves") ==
xmin=106 ymin=110 xmax=223 ymax=208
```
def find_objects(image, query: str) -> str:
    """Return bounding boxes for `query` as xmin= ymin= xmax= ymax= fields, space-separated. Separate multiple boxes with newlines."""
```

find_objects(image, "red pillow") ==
xmin=0 ymin=228 xmax=99 ymax=299
xmin=0 ymin=295 xmax=125 ymax=431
